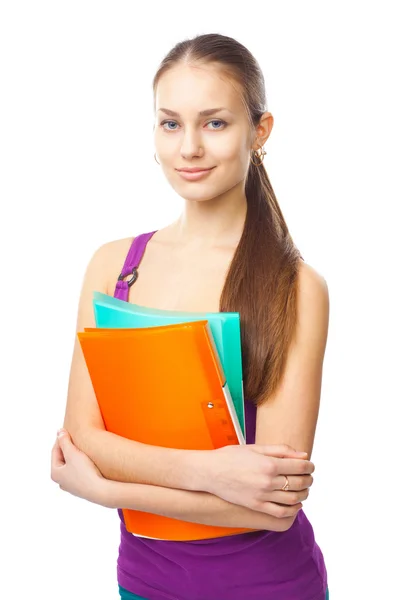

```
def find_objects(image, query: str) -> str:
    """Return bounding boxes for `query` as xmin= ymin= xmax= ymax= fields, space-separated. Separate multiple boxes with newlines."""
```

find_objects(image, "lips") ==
xmin=177 ymin=168 xmax=214 ymax=173
xmin=177 ymin=167 xmax=215 ymax=181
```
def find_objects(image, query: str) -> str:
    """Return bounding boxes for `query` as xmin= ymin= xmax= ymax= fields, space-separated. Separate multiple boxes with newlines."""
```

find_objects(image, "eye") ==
xmin=206 ymin=119 xmax=227 ymax=130
xmin=160 ymin=119 xmax=227 ymax=131
xmin=161 ymin=120 xmax=179 ymax=131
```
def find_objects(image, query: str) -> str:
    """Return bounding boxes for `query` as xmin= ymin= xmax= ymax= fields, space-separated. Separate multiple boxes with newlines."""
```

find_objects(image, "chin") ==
xmin=175 ymin=187 xmax=219 ymax=202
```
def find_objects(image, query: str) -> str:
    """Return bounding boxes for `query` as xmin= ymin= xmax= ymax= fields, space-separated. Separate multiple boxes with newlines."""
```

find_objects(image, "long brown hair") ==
xmin=152 ymin=33 xmax=303 ymax=406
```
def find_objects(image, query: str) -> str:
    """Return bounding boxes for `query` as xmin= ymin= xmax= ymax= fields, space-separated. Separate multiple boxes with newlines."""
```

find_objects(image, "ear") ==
xmin=252 ymin=112 xmax=274 ymax=150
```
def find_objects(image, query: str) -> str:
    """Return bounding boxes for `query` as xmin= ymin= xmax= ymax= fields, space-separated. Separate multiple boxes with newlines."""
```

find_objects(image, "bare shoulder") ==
xmin=62 ymin=234 xmax=136 ymax=436
xmin=87 ymin=235 xmax=135 ymax=294
xmin=298 ymin=260 xmax=329 ymax=300
xmin=296 ymin=260 xmax=330 ymax=346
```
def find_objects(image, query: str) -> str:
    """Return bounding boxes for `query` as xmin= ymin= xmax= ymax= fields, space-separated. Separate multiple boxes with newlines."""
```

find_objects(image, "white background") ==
xmin=1 ymin=1 xmax=399 ymax=598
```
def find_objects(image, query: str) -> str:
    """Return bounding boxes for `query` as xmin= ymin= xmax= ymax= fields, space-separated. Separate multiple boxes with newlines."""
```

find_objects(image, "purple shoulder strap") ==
xmin=113 ymin=230 xmax=158 ymax=302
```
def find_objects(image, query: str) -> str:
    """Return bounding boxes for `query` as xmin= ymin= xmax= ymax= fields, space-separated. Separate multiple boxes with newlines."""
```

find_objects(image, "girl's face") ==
xmin=153 ymin=64 xmax=255 ymax=202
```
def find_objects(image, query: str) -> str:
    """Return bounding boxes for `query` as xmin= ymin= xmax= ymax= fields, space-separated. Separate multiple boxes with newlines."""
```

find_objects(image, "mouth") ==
xmin=176 ymin=167 xmax=216 ymax=181
xmin=176 ymin=167 xmax=215 ymax=173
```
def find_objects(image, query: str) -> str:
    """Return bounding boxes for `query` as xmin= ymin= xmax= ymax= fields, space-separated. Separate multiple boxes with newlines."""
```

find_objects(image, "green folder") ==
xmin=92 ymin=291 xmax=245 ymax=439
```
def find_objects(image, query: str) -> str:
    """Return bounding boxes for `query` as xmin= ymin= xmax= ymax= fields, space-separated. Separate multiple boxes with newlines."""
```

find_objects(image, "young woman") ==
xmin=51 ymin=33 xmax=330 ymax=600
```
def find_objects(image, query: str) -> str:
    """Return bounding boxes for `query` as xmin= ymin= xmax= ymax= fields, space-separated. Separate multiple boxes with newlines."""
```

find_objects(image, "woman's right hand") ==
xmin=198 ymin=444 xmax=315 ymax=519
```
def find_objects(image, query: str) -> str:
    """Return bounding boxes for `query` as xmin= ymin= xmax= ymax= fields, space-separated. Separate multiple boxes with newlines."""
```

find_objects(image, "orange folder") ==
xmin=78 ymin=320 xmax=254 ymax=541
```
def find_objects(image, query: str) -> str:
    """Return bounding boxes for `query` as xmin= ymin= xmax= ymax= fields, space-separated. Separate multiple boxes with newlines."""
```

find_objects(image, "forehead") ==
xmin=155 ymin=64 xmax=244 ymax=115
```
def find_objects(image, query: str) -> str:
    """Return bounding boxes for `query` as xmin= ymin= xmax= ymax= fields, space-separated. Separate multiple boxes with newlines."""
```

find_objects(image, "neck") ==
xmin=172 ymin=182 xmax=248 ymax=249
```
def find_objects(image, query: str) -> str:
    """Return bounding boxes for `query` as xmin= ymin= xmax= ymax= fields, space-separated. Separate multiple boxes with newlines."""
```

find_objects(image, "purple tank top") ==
xmin=113 ymin=231 xmax=328 ymax=600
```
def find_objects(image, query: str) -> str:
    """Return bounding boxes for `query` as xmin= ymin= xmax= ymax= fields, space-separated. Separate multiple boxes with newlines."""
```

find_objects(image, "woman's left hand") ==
xmin=51 ymin=429 xmax=110 ymax=507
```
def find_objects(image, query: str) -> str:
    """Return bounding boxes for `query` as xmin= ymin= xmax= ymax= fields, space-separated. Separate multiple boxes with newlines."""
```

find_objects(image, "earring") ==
xmin=250 ymin=144 xmax=267 ymax=167
xmin=154 ymin=153 xmax=160 ymax=165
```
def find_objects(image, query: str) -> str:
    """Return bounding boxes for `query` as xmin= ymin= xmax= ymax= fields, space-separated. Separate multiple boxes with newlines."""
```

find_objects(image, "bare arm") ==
xmin=72 ymin=425 xmax=209 ymax=490
xmin=63 ymin=241 xmax=313 ymax=518
xmin=102 ymin=479 xmax=298 ymax=532
xmin=63 ymin=239 xmax=207 ymax=490
xmin=255 ymin=262 xmax=330 ymax=457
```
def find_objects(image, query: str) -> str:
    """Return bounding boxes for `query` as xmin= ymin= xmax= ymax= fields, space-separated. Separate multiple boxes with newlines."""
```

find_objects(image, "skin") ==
xmin=52 ymin=62 xmax=328 ymax=530
xmin=153 ymin=62 xmax=273 ymax=249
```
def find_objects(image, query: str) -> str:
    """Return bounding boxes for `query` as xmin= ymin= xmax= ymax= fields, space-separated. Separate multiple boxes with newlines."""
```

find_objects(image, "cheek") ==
xmin=153 ymin=129 xmax=170 ymax=153
xmin=154 ymin=131 xmax=249 ymax=172
xmin=222 ymin=146 xmax=249 ymax=176
xmin=217 ymin=134 xmax=248 ymax=160
xmin=155 ymin=138 xmax=180 ymax=164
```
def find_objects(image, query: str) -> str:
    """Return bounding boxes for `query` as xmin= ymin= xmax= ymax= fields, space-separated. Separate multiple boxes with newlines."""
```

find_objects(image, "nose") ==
xmin=180 ymin=128 xmax=204 ymax=159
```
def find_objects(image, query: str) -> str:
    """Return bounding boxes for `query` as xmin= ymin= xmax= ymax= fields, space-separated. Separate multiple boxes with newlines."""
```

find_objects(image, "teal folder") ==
xmin=92 ymin=291 xmax=246 ymax=439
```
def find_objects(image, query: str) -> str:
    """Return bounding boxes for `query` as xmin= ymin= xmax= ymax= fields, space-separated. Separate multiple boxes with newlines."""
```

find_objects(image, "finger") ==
xmin=266 ymin=488 xmax=310 ymax=506
xmin=251 ymin=444 xmax=308 ymax=458
xmin=272 ymin=474 xmax=314 ymax=491
xmin=270 ymin=457 xmax=315 ymax=475
xmin=256 ymin=500 xmax=303 ymax=519
xmin=56 ymin=429 xmax=73 ymax=459
xmin=51 ymin=439 xmax=66 ymax=468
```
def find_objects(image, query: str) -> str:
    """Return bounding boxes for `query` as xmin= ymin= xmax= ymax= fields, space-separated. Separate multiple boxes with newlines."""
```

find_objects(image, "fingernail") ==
xmin=296 ymin=451 xmax=308 ymax=456
xmin=57 ymin=429 xmax=65 ymax=437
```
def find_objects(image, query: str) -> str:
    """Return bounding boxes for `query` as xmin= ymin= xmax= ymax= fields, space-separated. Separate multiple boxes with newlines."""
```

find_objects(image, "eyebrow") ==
xmin=157 ymin=107 xmax=230 ymax=117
